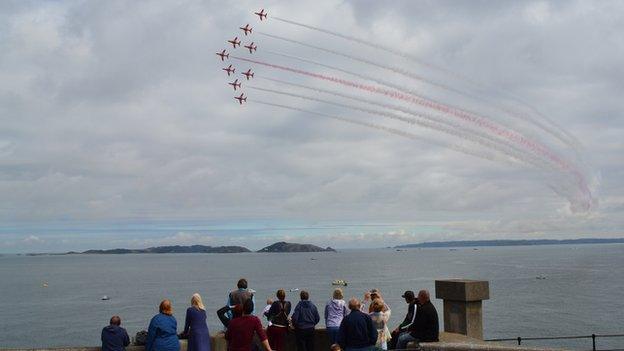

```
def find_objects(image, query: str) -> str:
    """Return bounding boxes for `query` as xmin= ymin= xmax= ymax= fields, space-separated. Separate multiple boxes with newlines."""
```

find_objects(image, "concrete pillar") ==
xmin=435 ymin=279 xmax=489 ymax=340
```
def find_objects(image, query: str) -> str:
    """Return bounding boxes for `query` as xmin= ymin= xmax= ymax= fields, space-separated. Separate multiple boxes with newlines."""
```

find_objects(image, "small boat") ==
xmin=332 ymin=279 xmax=348 ymax=286
xmin=42 ymin=282 xmax=48 ymax=288
xmin=289 ymin=288 xmax=300 ymax=292
xmin=536 ymin=275 xmax=547 ymax=280
xmin=101 ymin=295 xmax=110 ymax=301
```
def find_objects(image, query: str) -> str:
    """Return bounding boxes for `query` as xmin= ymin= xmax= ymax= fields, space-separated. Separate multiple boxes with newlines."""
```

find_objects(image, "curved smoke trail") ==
xmin=250 ymin=100 xmax=511 ymax=163
xmin=257 ymin=31 xmax=580 ymax=152
xmin=231 ymin=56 xmax=593 ymax=210
xmin=249 ymin=85 xmax=554 ymax=169
xmin=255 ymin=77 xmax=552 ymax=170
xmin=270 ymin=16 xmax=579 ymax=149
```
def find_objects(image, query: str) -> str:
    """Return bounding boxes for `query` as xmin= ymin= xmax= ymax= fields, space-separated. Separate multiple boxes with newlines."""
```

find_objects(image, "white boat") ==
xmin=102 ymin=295 xmax=110 ymax=300
xmin=332 ymin=279 xmax=348 ymax=286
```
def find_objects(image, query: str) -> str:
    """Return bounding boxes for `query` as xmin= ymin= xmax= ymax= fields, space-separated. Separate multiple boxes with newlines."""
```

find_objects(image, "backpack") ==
xmin=134 ymin=330 xmax=148 ymax=346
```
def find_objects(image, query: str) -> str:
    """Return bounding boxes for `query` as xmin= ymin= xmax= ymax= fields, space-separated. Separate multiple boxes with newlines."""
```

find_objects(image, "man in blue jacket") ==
xmin=101 ymin=315 xmax=130 ymax=351
xmin=291 ymin=290 xmax=320 ymax=351
xmin=338 ymin=298 xmax=377 ymax=351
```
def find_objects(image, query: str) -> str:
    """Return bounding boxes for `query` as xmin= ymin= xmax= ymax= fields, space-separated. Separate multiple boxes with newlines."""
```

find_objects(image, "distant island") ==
xmin=257 ymin=241 xmax=336 ymax=253
xmin=395 ymin=238 xmax=624 ymax=249
xmin=75 ymin=245 xmax=251 ymax=254
xmin=59 ymin=241 xmax=337 ymax=255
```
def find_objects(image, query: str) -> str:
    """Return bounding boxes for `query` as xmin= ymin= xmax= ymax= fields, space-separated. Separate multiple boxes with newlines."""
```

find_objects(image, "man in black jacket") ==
xmin=101 ymin=315 xmax=130 ymax=351
xmin=396 ymin=290 xmax=439 ymax=349
xmin=388 ymin=290 xmax=417 ymax=349
xmin=338 ymin=298 xmax=377 ymax=351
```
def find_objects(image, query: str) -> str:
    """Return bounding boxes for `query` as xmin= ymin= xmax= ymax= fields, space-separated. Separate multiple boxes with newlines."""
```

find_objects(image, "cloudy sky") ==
xmin=0 ymin=0 xmax=622 ymax=252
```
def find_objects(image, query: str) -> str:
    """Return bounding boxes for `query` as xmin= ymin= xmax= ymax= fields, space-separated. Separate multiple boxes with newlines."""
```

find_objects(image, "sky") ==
xmin=0 ymin=0 xmax=623 ymax=252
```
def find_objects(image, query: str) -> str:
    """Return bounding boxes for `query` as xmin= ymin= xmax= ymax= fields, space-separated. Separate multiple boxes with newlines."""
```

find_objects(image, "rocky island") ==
xmin=257 ymin=241 xmax=336 ymax=253
xmin=76 ymin=245 xmax=251 ymax=254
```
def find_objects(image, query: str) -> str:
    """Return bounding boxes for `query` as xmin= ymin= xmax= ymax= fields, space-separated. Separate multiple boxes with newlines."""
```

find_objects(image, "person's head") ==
xmin=243 ymin=298 xmax=254 ymax=315
xmin=232 ymin=304 xmax=243 ymax=318
xmin=300 ymin=290 xmax=309 ymax=301
xmin=332 ymin=288 xmax=343 ymax=300
xmin=417 ymin=290 xmax=430 ymax=304
xmin=370 ymin=289 xmax=381 ymax=301
xmin=402 ymin=290 xmax=416 ymax=304
xmin=348 ymin=298 xmax=361 ymax=311
xmin=363 ymin=291 xmax=371 ymax=300
xmin=109 ymin=315 xmax=121 ymax=326
xmin=191 ymin=293 xmax=205 ymax=310
xmin=159 ymin=299 xmax=173 ymax=315
xmin=237 ymin=278 xmax=248 ymax=289
xmin=266 ymin=298 xmax=274 ymax=305
xmin=276 ymin=289 xmax=286 ymax=301
xmin=330 ymin=343 xmax=342 ymax=351
xmin=371 ymin=298 xmax=384 ymax=313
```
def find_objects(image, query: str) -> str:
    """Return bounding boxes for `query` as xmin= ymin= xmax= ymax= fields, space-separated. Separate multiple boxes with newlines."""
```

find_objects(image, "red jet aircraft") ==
xmin=216 ymin=50 xmax=229 ymax=61
xmin=228 ymin=37 xmax=241 ymax=48
xmin=234 ymin=93 xmax=247 ymax=104
xmin=254 ymin=9 xmax=267 ymax=21
xmin=244 ymin=42 xmax=257 ymax=53
xmin=241 ymin=69 xmax=254 ymax=80
xmin=222 ymin=64 xmax=235 ymax=76
xmin=240 ymin=24 xmax=253 ymax=35
xmin=228 ymin=79 xmax=242 ymax=91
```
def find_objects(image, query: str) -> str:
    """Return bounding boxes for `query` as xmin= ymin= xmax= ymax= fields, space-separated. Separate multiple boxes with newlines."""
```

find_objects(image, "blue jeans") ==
xmin=396 ymin=333 xmax=418 ymax=349
xmin=327 ymin=327 xmax=340 ymax=345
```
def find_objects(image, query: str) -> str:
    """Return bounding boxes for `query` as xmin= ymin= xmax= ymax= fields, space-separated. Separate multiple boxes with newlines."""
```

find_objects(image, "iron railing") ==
xmin=485 ymin=333 xmax=624 ymax=351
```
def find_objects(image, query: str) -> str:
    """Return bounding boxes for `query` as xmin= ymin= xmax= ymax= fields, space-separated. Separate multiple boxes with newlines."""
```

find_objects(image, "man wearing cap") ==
xmin=396 ymin=290 xmax=439 ymax=349
xmin=387 ymin=291 xmax=417 ymax=350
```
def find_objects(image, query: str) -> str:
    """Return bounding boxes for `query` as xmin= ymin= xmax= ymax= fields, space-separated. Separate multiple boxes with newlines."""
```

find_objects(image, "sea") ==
xmin=1 ymin=244 xmax=623 ymax=350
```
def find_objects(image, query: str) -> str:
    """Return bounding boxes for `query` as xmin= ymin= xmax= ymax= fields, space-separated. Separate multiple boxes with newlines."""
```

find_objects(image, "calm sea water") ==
xmin=1 ymin=244 xmax=623 ymax=349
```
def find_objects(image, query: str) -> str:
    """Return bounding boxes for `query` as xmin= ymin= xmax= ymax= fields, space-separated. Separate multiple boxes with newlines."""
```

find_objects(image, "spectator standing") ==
xmin=183 ymin=293 xmax=211 ymax=351
xmin=225 ymin=299 xmax=272 ymax=351
xmin=291 ymin=290 xmax=320 ymax=351
xmin=265 ymin=289 xmax=292 ymax=351
xmin=146 ymin=300 xmax=180 ymax=351
xmin=369 ymin=299 xmax=390 ymax=350
xmin=337 ymin=298 xmax=377 ymax=351
xmin=101 ymin=315 xmax=130 ymax=351
xmin=325 ymin=288 xmax=348 ymax=344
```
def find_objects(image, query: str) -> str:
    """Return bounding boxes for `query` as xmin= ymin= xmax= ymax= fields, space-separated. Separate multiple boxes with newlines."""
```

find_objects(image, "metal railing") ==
xmin=485 ymin=333 xmax=624 ymax=351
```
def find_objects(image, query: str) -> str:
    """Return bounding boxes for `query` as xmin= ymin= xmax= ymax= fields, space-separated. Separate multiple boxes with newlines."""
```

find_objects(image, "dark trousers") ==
xmin=388 ymin=329 xmax=402 ymax=350
xmin=267 ymin=325 xmax=288 ymax=351
xmin=295 ymin=328 xmax=315 ymax=351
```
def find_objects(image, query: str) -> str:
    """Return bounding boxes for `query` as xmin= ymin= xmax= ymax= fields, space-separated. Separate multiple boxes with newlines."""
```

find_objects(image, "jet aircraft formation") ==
xmin=216 ymin=8 xmax=267 ymax=105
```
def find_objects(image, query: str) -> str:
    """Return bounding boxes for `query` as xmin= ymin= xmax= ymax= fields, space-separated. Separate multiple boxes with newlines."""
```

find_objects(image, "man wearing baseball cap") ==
xmin=388 ymin=290 xmax=417 ymax=349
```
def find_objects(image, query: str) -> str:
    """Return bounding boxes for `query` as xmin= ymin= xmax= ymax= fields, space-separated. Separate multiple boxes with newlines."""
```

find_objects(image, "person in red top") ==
xmin=225 ymin=299 xmax=272 ymax=351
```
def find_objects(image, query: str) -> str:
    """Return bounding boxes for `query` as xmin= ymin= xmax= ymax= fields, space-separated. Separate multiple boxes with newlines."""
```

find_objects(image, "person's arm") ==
xmin=122 ymin=328 xmax=130 ymax=347
xmin=184 ymin=309 xmax=191 ymax=334
xmin=324 ymin=303 xmax=329 ymax=324
xmin=400 ymin=304 xmax=417 ymax=331
xmin=313 ymin=305 xmax=320 ymax=325
xmin=251 ymin=294 xmax=256 ymax=314
xmin=146 ymin=317 xmax=156 ymax=351
xmin=261 ymin=339 xmax=272 ymax=351
xmin=291 ymin=304 xmax=299 ymax=327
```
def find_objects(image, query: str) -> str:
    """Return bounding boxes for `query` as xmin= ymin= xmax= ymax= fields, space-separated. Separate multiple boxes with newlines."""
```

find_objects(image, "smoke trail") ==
xmin=271 ymin=16 xmax=577 ymax=148
xmin=256 ymin=76 xmax=550 ymax=170
xmin=249 ymin=85 xmax=553 ymax=169
xmin=232 ymin=56 xmax=592 ymax=209
xmin=250 ymin=100 xmax=509 ymax=163
xmin=257 ymin=31 xmax=579 ymax=151
xmin=232 ymin=55 xmax=568 ymax=171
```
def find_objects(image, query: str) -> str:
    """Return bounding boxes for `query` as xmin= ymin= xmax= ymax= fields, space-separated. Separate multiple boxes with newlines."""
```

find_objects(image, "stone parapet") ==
xmin=435 ymin=279 xmax=490 ymax=340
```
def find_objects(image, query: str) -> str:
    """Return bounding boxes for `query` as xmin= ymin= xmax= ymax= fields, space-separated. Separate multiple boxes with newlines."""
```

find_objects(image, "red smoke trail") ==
xmin=232 ymin=56 xmax=591 ymax=207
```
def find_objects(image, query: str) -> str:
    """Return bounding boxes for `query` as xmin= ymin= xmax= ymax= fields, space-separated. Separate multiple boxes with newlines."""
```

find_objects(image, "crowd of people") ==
xmin=100 ymin=278 xmax=439 ymax=351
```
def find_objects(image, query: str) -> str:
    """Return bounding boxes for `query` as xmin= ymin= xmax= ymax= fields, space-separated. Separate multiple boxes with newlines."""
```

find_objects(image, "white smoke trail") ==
xmin=259 ymin=50 xmax=569 ymax=167
xmin=250 ymin=100 xmax=509 ymax=163
xmin=248 ymin=85 xmax=552 ymax=169
xmin=271 ymin=16 xmax=579 ymax=149
xmin=257 ymin=31 xmax=580 ymax=152
xmin=256 ymin=76 xmax=550 ymax=170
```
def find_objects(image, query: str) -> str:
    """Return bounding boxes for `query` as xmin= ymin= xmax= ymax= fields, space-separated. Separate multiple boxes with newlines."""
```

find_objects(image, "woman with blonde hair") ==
xmin=146 ymin=299 xmax=180 ymax=351
xmin=184 ymin=293 xmax=211 ymax=351
xmin=324 ymin=288 xmax=348 ymax=345
xmin=369 ymin=298 xmax=390 ymax=350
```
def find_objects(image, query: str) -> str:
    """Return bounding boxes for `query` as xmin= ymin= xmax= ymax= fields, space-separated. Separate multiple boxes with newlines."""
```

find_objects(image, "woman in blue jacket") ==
xmin=183 ymin=293 xmax=211 ymax=351
xmin=146 ymin=299 xmax=180 ymax=351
